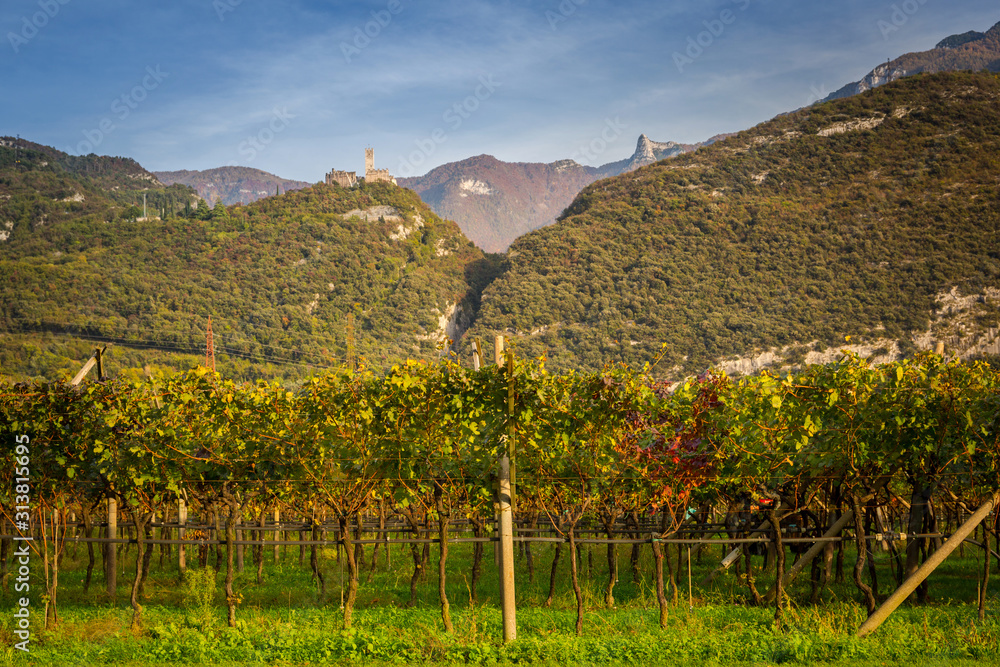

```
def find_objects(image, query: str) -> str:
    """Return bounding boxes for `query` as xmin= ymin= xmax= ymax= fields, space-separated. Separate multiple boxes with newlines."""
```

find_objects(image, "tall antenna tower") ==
xmin=346 ymin=313 xmax=356 ymax=371
xmin=205 ymin=316 xmax=216 ymax=372
xmin=15 ymin=135 xmax=21 ymax=172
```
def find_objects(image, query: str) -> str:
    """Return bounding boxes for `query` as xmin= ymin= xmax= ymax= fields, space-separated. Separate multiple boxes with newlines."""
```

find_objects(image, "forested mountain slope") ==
xmin=464 ymin=72 xmax=1000 ymax=377
xmin=0 ymin=145 xmax=493 ymax=382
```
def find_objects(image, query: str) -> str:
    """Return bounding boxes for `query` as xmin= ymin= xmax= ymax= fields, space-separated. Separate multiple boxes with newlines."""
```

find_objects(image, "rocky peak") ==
xmin=634 ymin=134 xmax=683 ymax=165
xmin=635 ymin=134 xmax=657 ymax=162
xmin=823 ymin=19 xmax=1000 ymax=103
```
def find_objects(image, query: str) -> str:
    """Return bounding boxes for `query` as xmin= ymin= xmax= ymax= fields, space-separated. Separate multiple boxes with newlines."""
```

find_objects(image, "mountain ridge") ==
xmin=398 ymin=133 xmax=729 ymax=251
xmin=822 ymin=20 xmax=1000 ymax=102
xmin=154 ymin=166 xmax=312 ymax=206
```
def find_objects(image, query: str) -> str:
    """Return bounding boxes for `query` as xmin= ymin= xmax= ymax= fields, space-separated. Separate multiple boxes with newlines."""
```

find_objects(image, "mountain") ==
xmin=154 ymin=166 xmax=312 ymax=206
xmin=463 ymin=72 xmax=1000 ymax=377
xmin=399 ymin=155 xmax=601 ymax=253
xmin=399 ymin=134 xmax=726 ymax=252
xmin=0 ymin=142 xmax=494 ymax=382
xmin=823 ymin=21 xmax=1000 ymax=102
xmin=0 ymin=136 xmax=198 ymax=219
xmin=594 ymin=134 xmax=688 ymax=177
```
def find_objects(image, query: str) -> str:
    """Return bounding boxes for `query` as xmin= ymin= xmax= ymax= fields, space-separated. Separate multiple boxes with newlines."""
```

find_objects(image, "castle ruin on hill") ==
xmin=326 ymin=148 xmax=397 ymax=188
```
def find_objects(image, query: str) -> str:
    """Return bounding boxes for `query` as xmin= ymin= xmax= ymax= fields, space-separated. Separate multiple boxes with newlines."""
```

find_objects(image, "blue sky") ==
xmin=2 ymin=0 xmax=998 ymax=182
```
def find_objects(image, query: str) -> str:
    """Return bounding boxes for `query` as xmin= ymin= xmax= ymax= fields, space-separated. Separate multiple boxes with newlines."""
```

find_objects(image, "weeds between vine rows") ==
xmin=1 ymin=534 xmax=997 ymax=666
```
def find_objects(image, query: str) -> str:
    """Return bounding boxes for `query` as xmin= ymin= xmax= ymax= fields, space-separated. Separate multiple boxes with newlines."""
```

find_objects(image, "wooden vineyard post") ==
xmin=701 ymin=504 xmax=789 ymax=586
xmin=507 ymin=349 xmax=516 ymax=512
xmin=762 ymin=510 xmax=854 ymax=602
xmin=494 ymin=336 xmax=504 ymax=569
xmin=106 ymin=497 xmax=117 ymax=599
xmin=498 ymin=455 xmax=517 ymax=643
xmin=70 ymin=345 xmax=108 ymax=386
xmin=857 ymin=491 xmax=1000 ymax=638
xmin=236 ymin=513 xmax=244 ymax=573
xmin=273 ymin=508 xmax=281 ymax=563
xmin=493 ymin=334 xmax=517 ymax=642
xmin=178 ymin=497 xmax=187 ymax=572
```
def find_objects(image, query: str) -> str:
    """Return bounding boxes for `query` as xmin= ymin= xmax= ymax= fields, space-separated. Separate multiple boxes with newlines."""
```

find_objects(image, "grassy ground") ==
xmin=1 ymin=534 xmax=998 ymax=665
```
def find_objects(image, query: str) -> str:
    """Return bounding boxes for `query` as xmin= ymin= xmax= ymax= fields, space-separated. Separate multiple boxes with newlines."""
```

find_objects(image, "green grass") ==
xmin=1 ymin=537 xmax=998 ymax=665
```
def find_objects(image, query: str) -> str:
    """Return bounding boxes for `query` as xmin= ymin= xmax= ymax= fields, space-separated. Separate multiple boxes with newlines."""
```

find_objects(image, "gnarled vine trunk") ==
xmin=435 ymin=484 xmax=453 ymax=633
xmin=338 ymin=514 xmax=359 ymax=628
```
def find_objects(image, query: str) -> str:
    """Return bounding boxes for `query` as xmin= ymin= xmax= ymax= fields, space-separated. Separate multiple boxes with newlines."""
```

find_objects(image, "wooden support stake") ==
xmin=178 ymin=498 xmax=187 ymax=572
xmin=498 ymin=455 xmax=517 ymax=643
xmin=700 ymin=504 xmax=790 ymax=586
xmin=106 ymin=497 xmax=117 ymax=599
xmin=493 ymin=335 xmax=504 ymax=569
xmin=687 ymin=546 xmax=693 ymax=610
xmin=762 ymin=510 xmax=854 ymax=603
xmin=70 ymin=356 xmax=97 ymax=386
xmin=506 ymin=349 xmax=516 ymax=512
xmin=273 ymin=508 xmax=281 ymax=562
xmin=857 ymin=491 xmax=1000 ymax=638
xmin=236 ymin=513 xmax=244 ymax=573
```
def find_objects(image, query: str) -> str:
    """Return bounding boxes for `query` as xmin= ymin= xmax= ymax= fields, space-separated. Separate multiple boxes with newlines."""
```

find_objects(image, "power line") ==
xmin=0 ymin=325 xmax=343 ymax=371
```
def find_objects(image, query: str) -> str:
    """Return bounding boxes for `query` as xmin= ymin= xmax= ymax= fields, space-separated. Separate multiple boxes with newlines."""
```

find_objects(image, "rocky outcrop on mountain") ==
xmin=823 ymin=20 xmax=1000 ymax=102
xmin=594 ymin=135 xmax=686 ymax=177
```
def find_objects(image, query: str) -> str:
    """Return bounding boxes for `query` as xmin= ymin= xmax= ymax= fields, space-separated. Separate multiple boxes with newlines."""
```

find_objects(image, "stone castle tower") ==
xmin=326 ymin=147 xmax=396 ymax=187
xmin=364 ymin=147 xmax=397 ymax=185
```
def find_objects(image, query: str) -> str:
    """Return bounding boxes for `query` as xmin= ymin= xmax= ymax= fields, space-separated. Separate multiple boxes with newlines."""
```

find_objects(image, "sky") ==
xmin=2 ymin=0 xmax=998 ymax=182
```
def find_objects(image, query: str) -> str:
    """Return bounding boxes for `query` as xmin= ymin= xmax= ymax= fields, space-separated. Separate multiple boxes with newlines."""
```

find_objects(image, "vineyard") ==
xmin=2 ymin=350 xmax=1000 ymax=662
